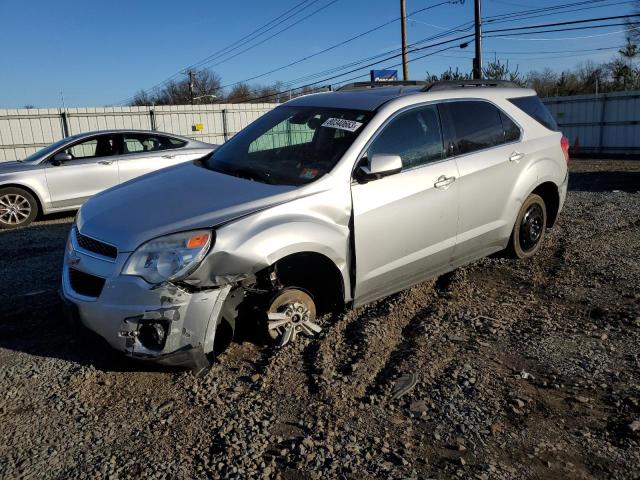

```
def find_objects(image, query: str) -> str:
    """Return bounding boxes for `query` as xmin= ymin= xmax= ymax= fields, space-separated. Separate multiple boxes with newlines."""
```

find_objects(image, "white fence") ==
xmin=0 ymin=103 xmax=277 ymax=162
xmin=2 ymin=91 xmax=639 ymax=161
xmin=543 ymin=90 xmax=640 ymax=156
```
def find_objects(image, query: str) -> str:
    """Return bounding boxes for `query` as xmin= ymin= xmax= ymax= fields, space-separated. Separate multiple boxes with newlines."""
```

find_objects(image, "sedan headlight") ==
xmin=122 ymin=230 xmax=212 ymax=284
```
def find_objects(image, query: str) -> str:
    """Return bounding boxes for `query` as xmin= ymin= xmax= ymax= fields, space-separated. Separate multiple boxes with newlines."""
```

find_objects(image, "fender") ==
xmin=185 ymin=185 xmax=353 ymax=300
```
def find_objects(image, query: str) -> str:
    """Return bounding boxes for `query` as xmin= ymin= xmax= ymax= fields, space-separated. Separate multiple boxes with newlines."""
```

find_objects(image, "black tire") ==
xmin=0 ymin=187 xmax=38 ymax=229
xmin=507 ymin=193 xmax=547 ymax=259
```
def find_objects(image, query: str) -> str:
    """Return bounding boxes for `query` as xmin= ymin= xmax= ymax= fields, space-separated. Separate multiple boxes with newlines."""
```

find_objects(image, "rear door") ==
xmin=44 ymin=134 xmax=119 ymax=209
xmin=439 ymin=100 xmax=526 ymax=263
xmin=351 ymin=104 xmax=459 ymax=306
xmin=117 ymin=133 xmax=196 ymax=183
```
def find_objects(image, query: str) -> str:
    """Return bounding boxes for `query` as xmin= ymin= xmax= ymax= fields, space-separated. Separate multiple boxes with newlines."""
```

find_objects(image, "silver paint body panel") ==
xmin=62 ymin=87 xmax=568 ymax=362
xmin=0 ymin=129 xmax=215 ymax=214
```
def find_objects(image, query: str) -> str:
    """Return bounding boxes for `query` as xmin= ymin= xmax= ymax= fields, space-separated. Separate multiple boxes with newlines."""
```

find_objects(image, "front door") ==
xmin=44 ymin=134 xmax=119 ymax=209
xmin=351 ymin=104 xmax=459 ymax=306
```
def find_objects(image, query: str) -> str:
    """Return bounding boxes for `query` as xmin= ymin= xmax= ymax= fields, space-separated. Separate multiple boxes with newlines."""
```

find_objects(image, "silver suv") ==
xmin=60 ymin=80 xmax=569 ymax=370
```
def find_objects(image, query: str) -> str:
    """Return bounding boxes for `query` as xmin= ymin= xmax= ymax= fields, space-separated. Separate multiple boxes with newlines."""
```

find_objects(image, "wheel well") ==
xmin=271 ymin=252 xmax=345 ymax=314
xmin=532 ymin=182 xmax=560 ymax=228
xmin=0 ymin=183 xmax=44 ymax=217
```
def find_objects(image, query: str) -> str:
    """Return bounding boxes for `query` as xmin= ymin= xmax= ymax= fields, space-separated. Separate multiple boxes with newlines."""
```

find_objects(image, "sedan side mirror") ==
xmin=51 ymin=152 xmax=72 ymax=166
xmin=358 ymin=153 xmax=402 ymax=181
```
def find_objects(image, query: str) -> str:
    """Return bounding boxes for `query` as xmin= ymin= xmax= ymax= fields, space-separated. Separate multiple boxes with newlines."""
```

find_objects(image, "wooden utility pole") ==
xmin=473 ymin=0 xmax=483 ymax=79
xmin=188 ymin=70 xmax=195 ymax=105
xmin=400 ymin=0 xmax=409 ymax=80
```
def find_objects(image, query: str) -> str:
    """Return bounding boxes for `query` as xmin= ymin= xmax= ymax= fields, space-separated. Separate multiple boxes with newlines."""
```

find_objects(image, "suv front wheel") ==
xmin=508 ymin=193 xmax=547 ymax=259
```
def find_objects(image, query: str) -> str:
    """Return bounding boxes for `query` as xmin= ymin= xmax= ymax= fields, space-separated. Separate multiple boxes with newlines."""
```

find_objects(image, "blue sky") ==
xmin=0 ymin=0 xmax=632 ymax=108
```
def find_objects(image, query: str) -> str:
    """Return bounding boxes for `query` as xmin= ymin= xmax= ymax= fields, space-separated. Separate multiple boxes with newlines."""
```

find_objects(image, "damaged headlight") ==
xmin=122 ymin=230 xmax=213 ymax=284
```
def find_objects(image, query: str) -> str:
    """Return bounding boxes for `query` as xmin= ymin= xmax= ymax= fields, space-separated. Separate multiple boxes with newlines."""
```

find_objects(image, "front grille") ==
xmin=75 ymin=229 xmax=117 ymax=259
xmin=68 ymin=268 xmax=106 ymax=298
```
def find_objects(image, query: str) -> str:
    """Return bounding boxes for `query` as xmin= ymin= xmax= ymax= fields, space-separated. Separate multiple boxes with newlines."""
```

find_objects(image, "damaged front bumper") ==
xmin=60 ymin=233 xmax=233 ymax=368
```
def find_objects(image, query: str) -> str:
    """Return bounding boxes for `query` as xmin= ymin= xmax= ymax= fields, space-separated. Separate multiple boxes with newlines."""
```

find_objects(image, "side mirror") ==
xmin=51 ymin=152 xmax=72 ymax=166
xmin=358 ymin=154 xmax=402 ymax=181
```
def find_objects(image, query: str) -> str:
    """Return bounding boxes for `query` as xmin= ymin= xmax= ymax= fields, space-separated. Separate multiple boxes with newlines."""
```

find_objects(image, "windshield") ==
xmin=23 ymin=137 xmax=77 ymax=162
xmin=204 ymin=106 xmax=372 ymax=186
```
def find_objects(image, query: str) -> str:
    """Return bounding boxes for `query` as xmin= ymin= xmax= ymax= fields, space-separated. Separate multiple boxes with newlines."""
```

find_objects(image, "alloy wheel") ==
xmin=266 ymin=289 xmax=321 ymax=347
xmin=0 ymin=194 xmax=31 ymax=226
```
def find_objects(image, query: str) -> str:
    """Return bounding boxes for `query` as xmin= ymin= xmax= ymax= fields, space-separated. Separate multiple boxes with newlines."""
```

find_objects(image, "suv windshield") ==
xmin=204 ymin=106 xmax=372 ymax=186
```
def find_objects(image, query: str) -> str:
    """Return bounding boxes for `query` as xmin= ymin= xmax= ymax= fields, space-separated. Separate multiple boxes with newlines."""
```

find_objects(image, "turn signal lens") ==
xmin=187 ymin=233 xmax=210 ymax=249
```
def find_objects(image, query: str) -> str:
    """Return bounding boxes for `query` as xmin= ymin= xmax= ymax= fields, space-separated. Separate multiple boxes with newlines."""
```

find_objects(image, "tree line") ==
xmin=131 ymin=37 xmax=640 ymax=106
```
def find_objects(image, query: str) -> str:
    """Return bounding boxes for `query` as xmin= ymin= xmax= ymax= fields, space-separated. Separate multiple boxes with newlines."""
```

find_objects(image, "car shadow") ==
xmin=569 ymin=170 xmax=640 ymax=193
xmin=0 ymin=292 xmax=181 ymax=373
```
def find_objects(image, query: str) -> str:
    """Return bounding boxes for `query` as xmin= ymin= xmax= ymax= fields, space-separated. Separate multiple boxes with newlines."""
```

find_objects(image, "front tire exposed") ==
xmin=508 ymin=193 xmax=547 ymax=259
xmin=265 ymin=288 xmax=321 ymax=347
xmin=0 ymin=187 xmax=38 ymax=229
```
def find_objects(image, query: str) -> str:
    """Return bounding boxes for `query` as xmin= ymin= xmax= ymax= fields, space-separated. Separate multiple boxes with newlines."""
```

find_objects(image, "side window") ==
xmin=64 ymin=135 xmax=116 ymax=159
xmin=122 ymin=134 xmax=175 ymax=154
xmin=500 ymin=111 xmax=521 ymax=143
xmin=509 ymin=95 xmax=558 ymax=131
xmin=166 ymin=136 xmax=187 ymax=148
xmin=368 ymin=105 xmax=443 ymax=169
xmin=444 ymin=101 xmax=505 ymax=155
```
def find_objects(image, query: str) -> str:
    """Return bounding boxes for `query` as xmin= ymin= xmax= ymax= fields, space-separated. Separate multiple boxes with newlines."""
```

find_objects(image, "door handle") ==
xmin=162 ymin=154 xmax=176 ymax=159
xmin=434 ymin=175 xmax=456 ymax=190
xmin=509 ymin=151 xmax=525 ymax=163
xmin=97 ymin=160 xmax=113 ymax=165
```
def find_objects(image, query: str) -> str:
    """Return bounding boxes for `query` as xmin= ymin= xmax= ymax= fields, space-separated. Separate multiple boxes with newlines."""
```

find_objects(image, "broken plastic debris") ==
xmin=520 ymin=371 xmax=535 ymax=380
xmin=391 ymin=372 xmax=418 ymax=400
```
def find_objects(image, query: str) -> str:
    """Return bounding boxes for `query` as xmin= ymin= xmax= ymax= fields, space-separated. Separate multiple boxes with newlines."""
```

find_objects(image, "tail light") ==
xmin=560 ymin=136 xmax=570 ymax=164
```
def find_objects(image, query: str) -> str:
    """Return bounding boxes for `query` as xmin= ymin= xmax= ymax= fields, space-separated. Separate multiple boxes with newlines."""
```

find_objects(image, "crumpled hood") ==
xmin=77 ymin=162 xmax=297 ymax=252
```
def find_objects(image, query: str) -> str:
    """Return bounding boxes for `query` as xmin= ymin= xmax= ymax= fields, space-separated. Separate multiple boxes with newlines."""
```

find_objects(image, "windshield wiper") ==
xmin=226 ymin=166 xmax=273 ymax=184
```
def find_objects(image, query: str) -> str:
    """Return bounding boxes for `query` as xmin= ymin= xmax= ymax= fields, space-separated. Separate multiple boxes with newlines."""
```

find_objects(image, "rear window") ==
xmin=509 ymin=96 xmax=558 ymax=131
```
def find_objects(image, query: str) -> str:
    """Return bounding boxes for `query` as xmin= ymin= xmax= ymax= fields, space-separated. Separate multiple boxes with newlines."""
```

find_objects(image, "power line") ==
xmin=239 ymin=14 xmax=640 ymax=102
xmin=187 ymin=0 xmax=318 ymax=69
xmin=217 ymin=1 xmax=453 ymax=91
xmin=110 ymin=0 xmax=337 ymax=106
xmin=203 ymin=0 xmax=340 ymax=69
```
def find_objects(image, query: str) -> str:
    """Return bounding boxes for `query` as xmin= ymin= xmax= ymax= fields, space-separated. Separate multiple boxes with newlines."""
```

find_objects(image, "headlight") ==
xmin=122 ymin=230 xmax=212 ymax=284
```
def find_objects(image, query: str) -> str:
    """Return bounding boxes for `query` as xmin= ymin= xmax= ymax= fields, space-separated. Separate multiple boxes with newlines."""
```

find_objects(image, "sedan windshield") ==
xmin=22 ymin=136 xmax=79 ymax=162
xmin=204 ymin=106 xmax=372 ymax=186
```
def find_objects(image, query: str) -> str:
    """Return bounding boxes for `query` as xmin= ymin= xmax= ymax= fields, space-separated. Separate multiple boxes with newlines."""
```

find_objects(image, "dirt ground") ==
xmin=0 ymin=159 xmax=638 ymax=480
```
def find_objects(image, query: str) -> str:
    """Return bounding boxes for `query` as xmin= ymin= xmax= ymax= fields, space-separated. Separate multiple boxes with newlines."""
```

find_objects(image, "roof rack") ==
xmin=337 ymin=80 xmax=428 ymax=91
xmin=422 ymin=79 xmax=520 ymax=92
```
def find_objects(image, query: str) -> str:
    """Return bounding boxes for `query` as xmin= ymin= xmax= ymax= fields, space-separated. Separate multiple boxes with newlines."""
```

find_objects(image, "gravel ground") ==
xmin=0 ymin=159 xmax=638 ymax=479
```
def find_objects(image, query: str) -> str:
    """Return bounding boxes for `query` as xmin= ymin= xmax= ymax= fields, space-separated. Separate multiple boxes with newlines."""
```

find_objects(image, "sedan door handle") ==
xmin=162 ymin=154 xmax=176 ymax=159
xmin=434 ymin=175 xmax=456 ymax=190
xmin=97 ymin=160 xmax=113 ymax=165
xmin=509 ymin=151 xmax=525 ymax=163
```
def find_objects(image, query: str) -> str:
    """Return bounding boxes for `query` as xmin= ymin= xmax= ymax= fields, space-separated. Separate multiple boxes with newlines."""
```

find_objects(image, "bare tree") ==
xmin=130 ymin=70 xmax=222 ymax=106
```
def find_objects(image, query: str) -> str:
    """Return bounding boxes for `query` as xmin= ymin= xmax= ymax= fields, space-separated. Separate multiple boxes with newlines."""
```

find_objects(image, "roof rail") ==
xmin=337 ymin=80 xmax=428 ymax=91
xmin=422 ymin=79 xmax=520 ymax=92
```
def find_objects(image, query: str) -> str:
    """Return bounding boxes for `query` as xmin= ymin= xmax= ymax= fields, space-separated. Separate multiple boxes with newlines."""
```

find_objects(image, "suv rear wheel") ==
xmin=0 ymin=187 xmax=38 ymax=229
xmin=508 ymin=193 xmax=547 ymax=259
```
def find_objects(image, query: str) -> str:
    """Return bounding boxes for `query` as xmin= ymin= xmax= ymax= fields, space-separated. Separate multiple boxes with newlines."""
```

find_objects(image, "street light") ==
xmin=193 ymin=94 xmax=217 ymax=103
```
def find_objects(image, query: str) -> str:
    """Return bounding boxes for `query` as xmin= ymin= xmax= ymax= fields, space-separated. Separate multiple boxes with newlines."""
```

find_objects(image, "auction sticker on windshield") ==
xmin=321 ymin=118 xmax=363 ymax=132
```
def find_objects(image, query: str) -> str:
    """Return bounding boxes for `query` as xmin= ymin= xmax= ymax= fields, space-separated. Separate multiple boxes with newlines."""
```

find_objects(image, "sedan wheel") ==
xmin=0 ymin=188 xmax=38 ymax=229
xmin=266 ymin=289 xmax=321 ymax=347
